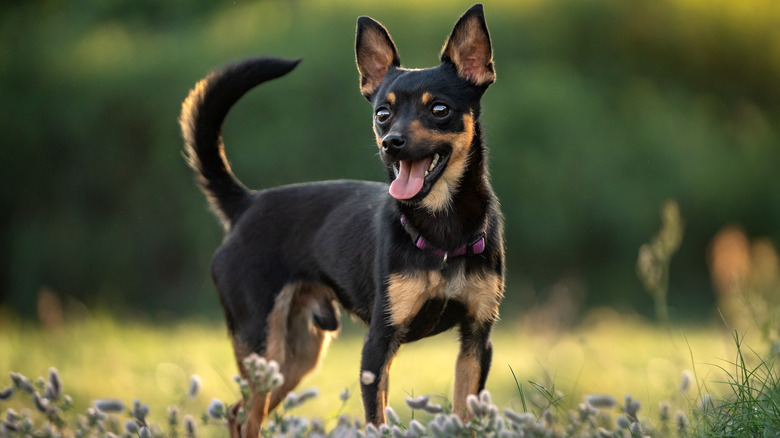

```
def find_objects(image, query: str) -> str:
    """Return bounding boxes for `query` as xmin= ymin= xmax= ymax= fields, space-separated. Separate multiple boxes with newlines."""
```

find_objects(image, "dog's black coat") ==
xmin=181 ymin=4 xmax=504 ymax=431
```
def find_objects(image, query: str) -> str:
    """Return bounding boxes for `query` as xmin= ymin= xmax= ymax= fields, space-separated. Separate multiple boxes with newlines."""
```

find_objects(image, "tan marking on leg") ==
xmin=235 ymin=282 xmax=339 ymax=432
xmin=421 ymin=92 xmax=434 ymax=105
xmin=452 ymin=352 xmax=481 ymax=421
xmin=386 ymin=271 xmax=445 ymax=325
xmin=244 ymin=392 xmax=270 ymax=438
xmin=265 ymin=283 xmax=297 ymax=362
xmin=230 ymin=338 xmax=271 ymax=437
xmin=406 ymin=114 xmax=475 ymax=212
xmin=267 ymin=283 xmax=338 ymax=411
xmin=374 ymin=356 xmax=394 ymax=424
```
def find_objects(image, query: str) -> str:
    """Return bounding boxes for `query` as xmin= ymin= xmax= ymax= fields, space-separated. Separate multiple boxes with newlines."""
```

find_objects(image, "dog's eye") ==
xmin=375 ymin=108 xmax=392 ymax=124
xmin=431 ymin=104 xmax=450 ymax=119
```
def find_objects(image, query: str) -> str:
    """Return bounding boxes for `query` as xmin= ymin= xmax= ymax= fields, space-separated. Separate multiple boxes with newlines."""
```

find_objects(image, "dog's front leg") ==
xmin=360 ymin=317 xmax=400 ymax=425
xmin=452 ymin=320 xmax=494 ymax=421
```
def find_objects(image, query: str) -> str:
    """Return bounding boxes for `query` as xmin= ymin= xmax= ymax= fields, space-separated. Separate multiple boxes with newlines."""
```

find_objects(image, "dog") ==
xmin=180 ymin=4 xmax=503 ymax=435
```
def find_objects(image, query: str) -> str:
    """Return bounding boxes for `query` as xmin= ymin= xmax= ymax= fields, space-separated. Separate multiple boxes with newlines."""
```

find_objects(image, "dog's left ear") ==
xmin=441 ymin=4 xmax=495 ymax=87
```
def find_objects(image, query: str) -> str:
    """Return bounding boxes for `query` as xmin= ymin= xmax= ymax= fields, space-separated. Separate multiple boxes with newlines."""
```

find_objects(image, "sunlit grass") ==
xmin=0 ymin=309 xmax=760 ymax=434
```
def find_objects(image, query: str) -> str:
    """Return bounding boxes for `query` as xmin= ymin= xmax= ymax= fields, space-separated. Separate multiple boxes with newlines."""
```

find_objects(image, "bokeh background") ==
xmin=2 ymin=0 xmax=779 ymax=329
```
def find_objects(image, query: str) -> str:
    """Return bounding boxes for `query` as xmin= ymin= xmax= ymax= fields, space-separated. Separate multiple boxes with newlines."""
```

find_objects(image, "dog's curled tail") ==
xmin=180 ymin=57 xmax=301 ymax=230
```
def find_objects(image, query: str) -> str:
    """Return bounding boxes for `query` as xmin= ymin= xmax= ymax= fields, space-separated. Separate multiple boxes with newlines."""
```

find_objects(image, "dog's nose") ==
xmin=382 ymin=133 xmax=406 ymax=155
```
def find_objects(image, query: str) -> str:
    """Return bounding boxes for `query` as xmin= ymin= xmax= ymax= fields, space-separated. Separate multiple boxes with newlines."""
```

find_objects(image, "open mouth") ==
xmin=389 ymin=152 xmax=449 ymax=200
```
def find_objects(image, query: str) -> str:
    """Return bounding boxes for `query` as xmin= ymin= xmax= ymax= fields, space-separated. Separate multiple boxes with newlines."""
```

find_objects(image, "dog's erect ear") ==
xmin=440 ymin=4 xmax=495 ymax=87
xmin=356 ymin=16 xmax=401 ymax=99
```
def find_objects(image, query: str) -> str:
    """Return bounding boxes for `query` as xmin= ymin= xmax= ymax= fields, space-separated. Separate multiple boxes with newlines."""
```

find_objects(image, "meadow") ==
xmin=2 ymin=309 xmax=776 ymax=436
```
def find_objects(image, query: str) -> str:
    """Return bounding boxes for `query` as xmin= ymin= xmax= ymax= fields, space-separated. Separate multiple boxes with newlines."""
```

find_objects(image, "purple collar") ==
xmin=400 ymin=215 xmax=488 ymax=267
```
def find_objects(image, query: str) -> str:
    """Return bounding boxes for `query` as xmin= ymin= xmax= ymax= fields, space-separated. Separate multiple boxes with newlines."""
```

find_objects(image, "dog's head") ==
xmin=356 ymin=4 xmax=495 ymax=212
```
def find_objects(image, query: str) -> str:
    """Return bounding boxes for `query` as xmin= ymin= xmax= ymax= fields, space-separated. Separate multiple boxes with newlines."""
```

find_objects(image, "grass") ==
xmin=2 ymin=309 xmax=777 ymax=436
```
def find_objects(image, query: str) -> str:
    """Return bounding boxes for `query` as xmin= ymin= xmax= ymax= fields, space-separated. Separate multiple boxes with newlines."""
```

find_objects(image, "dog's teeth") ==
xmin=425 ymin=170 xmax=429 ymax=176
xmin=429 ymin=153 xmax=440 ymax=172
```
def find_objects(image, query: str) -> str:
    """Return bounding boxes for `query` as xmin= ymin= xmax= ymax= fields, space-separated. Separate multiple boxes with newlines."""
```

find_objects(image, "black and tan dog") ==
xmin=180 ymin=4 xmax=503 ymax=436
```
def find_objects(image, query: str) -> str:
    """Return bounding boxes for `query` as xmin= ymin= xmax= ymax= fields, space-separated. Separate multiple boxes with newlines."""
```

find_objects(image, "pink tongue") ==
xmin=389 ymin=157 xmax=433 ymax=200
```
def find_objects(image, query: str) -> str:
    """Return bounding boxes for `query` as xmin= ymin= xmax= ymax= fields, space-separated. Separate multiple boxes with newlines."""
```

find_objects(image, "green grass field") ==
xmin=1 ymin=309 xmax=764 ymax=436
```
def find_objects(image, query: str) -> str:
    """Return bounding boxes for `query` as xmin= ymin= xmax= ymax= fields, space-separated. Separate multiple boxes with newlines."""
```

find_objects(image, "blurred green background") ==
xmin=2 ymin=0 xmax=779 ymax=323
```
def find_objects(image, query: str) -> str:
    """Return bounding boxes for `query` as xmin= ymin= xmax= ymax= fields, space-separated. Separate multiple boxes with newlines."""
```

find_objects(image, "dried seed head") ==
xmin=94 ymin=399 xmax=125 ymax=413
xmin=630 ymin=421 xmax=642 ymax=438
xmin=138 ymin=426 xmax=151 ymax=438
xmin=5 ymin=409 xmax=19 ymax=423
xmin=284 ymin=393 xmax=300 ymax=410
xmin=360 ymin=370 xmax=376 ymax=385
xmin=267 ymin=361 xmax=279 ymax=377
xmin=450 ymin=414 xmax=463 ymax=430
xmin=406 ymin=395 xmax=430 ymax=410
xmin=86 ymin=407 xmax=106 ymax=427
xmin=504 ymin=408 xmax=532 ymax=425
xmin=9 ymin=373 xmax=34 ymax=394
xmin=384 ymin=406 xmax=400 ymax=426
xmin=310 ymin=418 xmax=325 ymax=433
xmin=429 ymin=421 xmax=445 ymax=438
xmin=3 ymin=419 xmax=20 ymax=433
xmin=339 ymin=388 xmax=350 ymax=402
xmin=167 ymin=406 xmax=179 ymax=426
xmin=479 ymin=389 xmax=493 ymax=406
xmin=33 ymin=392 xmax=50 ymax=413
xmin=466 ymin=394 xmax=483 ymax=417
xmin=623 ymin=395 xmax=640 ymax=420
xmin=391 ymin=425 xmax=405 ymax=438
xmin=423 ymin=402 xmax=443 ymax=414
xmin=365 ymin=422 xmax=379 ymax=438
xmin=132 ymin=399 xmax=150 ymax=423
xmin=442 ymin=416 xmax=459 ymax=434
xmin=268 ymin=373 xmax=284 ymax=391
xmin=679 ymin=370 xmax=693 ymax=393
xmin=674 ymin=410 xmax=689 ymax=433
xmin=659 ymin=401 xmax=670 ymax=422
xmin=125 ymin=421 xmax=139 ymax=434
xmin=0 ymin=387 xmax=14 ymax=401
xmin=586 ymin=394 xmax=617 ymax=409
xmin=184 ymin=415 xmax=197 ymax=437
xmin=298 ymin=387 xmax=319 ymax=405
xmin=578 ymin=402 xmax=598 ymax=421
xmin=188 ymin=375 xmax=201 ymax=398
xmin=542 ymin=409 xmax=555 ymax=426
xmin=207 ymin=399 xmax=225 ymax=420
xmin=410 ymin=419 xmax=426 ymax=435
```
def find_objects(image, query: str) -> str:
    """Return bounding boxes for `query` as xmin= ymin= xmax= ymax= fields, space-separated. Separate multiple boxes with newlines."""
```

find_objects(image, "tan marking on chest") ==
xmin=386 ymin=271 xmax=445 ymax=325
xmin=386 ymin=269 xmax=503 ymax=326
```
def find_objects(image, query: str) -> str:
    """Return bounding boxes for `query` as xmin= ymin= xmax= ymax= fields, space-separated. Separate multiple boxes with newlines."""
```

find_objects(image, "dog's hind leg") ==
xmin=265 ymin=282 xmax=340 ymax=410
xmin=232 ymin=282 xmax=340 ymax=437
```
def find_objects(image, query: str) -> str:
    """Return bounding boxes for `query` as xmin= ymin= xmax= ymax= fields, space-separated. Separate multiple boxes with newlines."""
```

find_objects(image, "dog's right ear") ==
xmin=356 ymin=16 xmax=400 ymax=100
